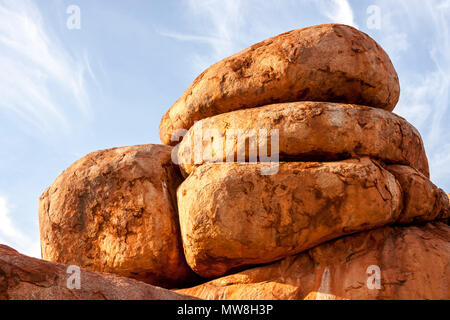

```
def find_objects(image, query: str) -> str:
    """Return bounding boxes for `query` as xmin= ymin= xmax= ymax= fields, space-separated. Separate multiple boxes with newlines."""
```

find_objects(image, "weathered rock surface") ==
xmin=160 ymin=24 xmax=400 ymax=145
xmin=0 ymin=245 xmax=196 ymax=300
xmin=177 ymin=158 xmax=403 ymax=278
xmin=177 ymin=102 xmax=429 ymax=177
xmin=445 ymin=193 xmax=450 ymax=222
xmin=39 ymin=144 xmax=197 ymax=288
xmin=177 ymin=222 xmax=450 ymax=300
xmin=387 ymin=165 xmax=450 ymax=223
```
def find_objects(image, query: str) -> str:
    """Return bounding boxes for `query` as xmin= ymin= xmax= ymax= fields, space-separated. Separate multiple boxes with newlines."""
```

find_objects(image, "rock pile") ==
xmin=3 ymin=24 xmax=447 ymax=300
xmin=167 ymin=24 xmax=449 ymax=283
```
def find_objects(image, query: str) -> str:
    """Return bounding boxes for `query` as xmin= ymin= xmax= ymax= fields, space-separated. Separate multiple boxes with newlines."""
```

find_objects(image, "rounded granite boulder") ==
xmin=160 ymin=24 xmax=400 ymax=145
xmin=177 ymin=158 xmax=403 ymax=278
xmin=39 ymin=144 xmax=197 ymax=288
xmin=386 ymin=164 xmax=449 ymax=223
xmin=176 ymin=102 xmax=429 ymax=177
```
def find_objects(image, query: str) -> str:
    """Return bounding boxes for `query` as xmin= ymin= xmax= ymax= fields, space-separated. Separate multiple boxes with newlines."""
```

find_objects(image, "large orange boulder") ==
xmin=177 ymin=102 xmax=429 ymax=177
xmin=39 ymin=144 xmax=197 ymax=288
xmin=160 ymin=24 xmax=400 ymax=145
xmin=0 ymin=245 xmax=196 ymax=300
xmin=387 ymin=165 xmax=450 ymax=223
xmin=177 ymin=222 xmax=450 ymax=300
xmin=177 ymin=158 xmax=403 ymax=278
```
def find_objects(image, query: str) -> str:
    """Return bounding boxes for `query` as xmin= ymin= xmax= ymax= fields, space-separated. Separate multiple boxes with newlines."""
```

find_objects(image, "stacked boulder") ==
xmin=162 ymin=23 xmax=450 ymax=296
xmin=39 ymin=145 xmax=199 ymax=289
xmin=34 ymin=24 xmax=450 ymax=300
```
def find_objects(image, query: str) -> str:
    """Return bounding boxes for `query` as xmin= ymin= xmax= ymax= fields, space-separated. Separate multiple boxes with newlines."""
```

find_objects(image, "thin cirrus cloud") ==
xmin=159 ymin=0 xmax=357 ymax=72
xmin=158 ymin=0 xmax=246 ymax=72
xmin=377 ymin=0 xmax=450 ymax=184
xmin=0 ymin=0 xmax=93 ymax=135
xmin=0 ymin=196 xmax=40 ymax=258
xmin=317 ymin=0 xmax=358 ymax=28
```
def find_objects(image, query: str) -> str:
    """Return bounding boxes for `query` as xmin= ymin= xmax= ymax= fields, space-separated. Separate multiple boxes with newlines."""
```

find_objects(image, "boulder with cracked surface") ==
xmin=176 ymin=223 xmax=450 ymax=300
xmin=177 ymin=158 xmax=403 ymax=278
xmin=39 ymin=144 xmax=197 ymax=289
xmin=160 ymin=24 xmax=400 ymax=145
xmin=387 ymin=164 xmax=450 ymax=223
xmin=0 ymin=245 xmax=196 ymax=300
xmin=177 ymin=102 xmax=429 ymax=177
xmin=444 ymin=194 xmax=450 ymax=222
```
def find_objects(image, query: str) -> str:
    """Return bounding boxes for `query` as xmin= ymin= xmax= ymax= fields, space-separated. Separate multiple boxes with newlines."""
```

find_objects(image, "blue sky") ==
xmin=0 ymin=0 xmax=449 ymax=258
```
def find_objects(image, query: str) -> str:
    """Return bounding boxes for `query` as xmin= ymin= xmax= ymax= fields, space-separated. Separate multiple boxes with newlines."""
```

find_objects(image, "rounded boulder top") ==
xmin=160 ymin=23 xmax=400 ymax=145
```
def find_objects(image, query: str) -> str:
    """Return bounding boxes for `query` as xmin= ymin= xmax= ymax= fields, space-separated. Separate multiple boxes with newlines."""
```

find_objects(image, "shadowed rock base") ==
xmin=0 ymin=245 xmax=197 ymax=300
xmin=177 ymin=223 xmax=450 ymax=300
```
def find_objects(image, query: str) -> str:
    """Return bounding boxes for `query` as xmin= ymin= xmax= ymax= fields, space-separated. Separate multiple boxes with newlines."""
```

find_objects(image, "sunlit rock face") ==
xmin=39 ymin=144 xmax=198 ymax=289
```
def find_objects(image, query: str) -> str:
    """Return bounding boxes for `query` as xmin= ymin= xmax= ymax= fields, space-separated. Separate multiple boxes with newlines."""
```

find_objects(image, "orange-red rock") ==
xmin=177 ymin=102 xmax=429 ymax=177
xmin=444 ymin=194 xmax=450 ymax=221
xmin=0 ymin=245 xmax=196 ymax=300
xmin=177 ymin=223 xmax=450 ymax=300
xmin=303 ymin=292 xmax=347 ymax=300
xmin=387 ymin=165 xmax=449 ymax=223
xmin=177 ymin=158 xmax=402 ymax=278
xmin=160 ymin=24 xmax=400 ymax=145
xmin=39 ymin=144 xmax=197 ymax=288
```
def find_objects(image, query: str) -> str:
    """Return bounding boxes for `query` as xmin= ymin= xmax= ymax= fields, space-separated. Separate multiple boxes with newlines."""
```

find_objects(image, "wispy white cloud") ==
xmin=160 ymin=0 xmax=358 ymax=72
xmin=159 ymin=0 xmax=246 ymax=71
xmin=317 ymin=0 xmax=358 ymax=28
xmin=379 ymin=32 xmax=410 ymax=62
xmin=0 ymin=196 xmax=40 ymax=258
xmin=184 ymin=0 xmax=245 ymax=56
xmin=377 ymin=0 xmax=450 ymax=186
xmin=0 ymin=0 xmax=93 ymax=135
xmin=158 ymin=30 xmax=230 ymax=47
